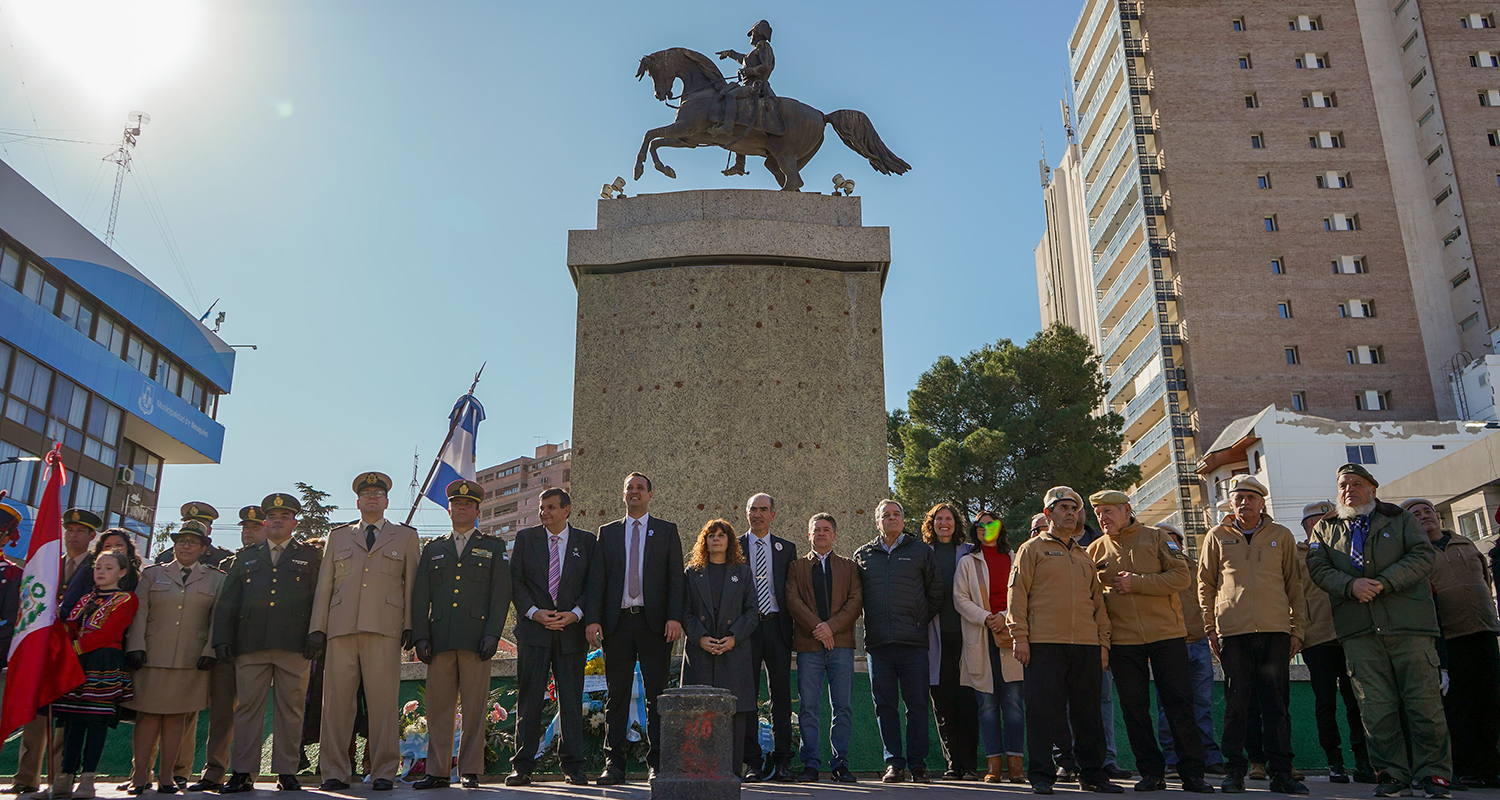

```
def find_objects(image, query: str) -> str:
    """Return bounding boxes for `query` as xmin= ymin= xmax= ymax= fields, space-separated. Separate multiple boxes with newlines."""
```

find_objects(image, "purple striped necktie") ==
xmin=548 ymin=535 xmax=563 ymax=604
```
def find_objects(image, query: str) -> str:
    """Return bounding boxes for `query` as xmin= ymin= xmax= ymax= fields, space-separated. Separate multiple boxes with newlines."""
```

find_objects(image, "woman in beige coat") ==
xmin=953 ymin=513 xmax=1026 ymax=783
xmin=123 ymin=523 xmax=224 ymax=794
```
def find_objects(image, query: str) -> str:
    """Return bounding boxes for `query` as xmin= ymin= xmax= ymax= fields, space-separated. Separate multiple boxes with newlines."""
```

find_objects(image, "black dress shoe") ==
xmin=371 ymin=779 xmax=394 ymax=791
xmin=275 ymin=775 xmax=301 ymax=791
xmin=1134 ymin=775 xmax=1167 ymax=791
xmin=159 ymin=783 xmax=182 ymax=795
xmin=774 ymin=764 xmax=794 ymax=782
xmin=1329 ymin=765 xmax=1351 ymax=784
xmin=882 ymin=765 xmax=905 ymax=783
xmin=1268 ymin=775 xmax=1308 ymax=795
xmin=220 ymin=775 xmax=254 ymax=794
xmin=944 ymin=770 xmax=963 ymax=780
xmin=962 ymin=770 xmax=983 ymax=781
xmin=125 ymin=788 xmax=149 ymax=796
xmin=1181 ymin=777 xmax=1216 ymax=794
xmin=740 ymin=766 xmax=762 ymax=784
xmin=503 ymin=773 xmax=530 ymax=787
xmin=1033 ymin=782 xmax=1056 ymax=795
xmin=318 ymin=779 xmax=350 ymax=791
xmin=412 ymin=776 xmax=449 ymax=790
xmin=1104 ymin=765 xmax=1133 ymax=780
xmin=459 ymin=776 xmax=479 ymax=789
xmin=1220 ymin=777 xmax=1245 ymax=794
xmin=186 ymin=780 xmax=221 ymax=792
xmin=1082 ymin=780 xmax=1125 ymax=793
xmin=563 ymin=771 xmax=588 ymax=786
xmin=797 ymin=768 xmax=818 ymax=783
xmin=831 ymin=767 xmax=858 ymax=783
xmin=595 ymin=768 xmax=625 ymax=786
xmin=909 ymin=767 xmax=930 ymax=784
xmin=117 ymin=782 xmax=133 ymax=792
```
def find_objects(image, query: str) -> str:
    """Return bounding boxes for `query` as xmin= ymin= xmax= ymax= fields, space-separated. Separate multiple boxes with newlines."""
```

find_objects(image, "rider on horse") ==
xmin=713 ymin=20 xmax=784 ymax=139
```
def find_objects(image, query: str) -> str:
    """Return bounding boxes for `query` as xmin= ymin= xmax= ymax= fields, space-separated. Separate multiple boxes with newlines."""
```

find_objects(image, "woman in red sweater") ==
xmin=953 ymin=511 xmax=1026 ymax=783
xmin=48 ymin=550 xmax=139 ymax=799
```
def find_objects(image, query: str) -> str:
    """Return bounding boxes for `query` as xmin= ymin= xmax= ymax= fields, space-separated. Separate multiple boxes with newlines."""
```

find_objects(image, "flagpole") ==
xmin=404 ymin=364 xmax=485 ymax=526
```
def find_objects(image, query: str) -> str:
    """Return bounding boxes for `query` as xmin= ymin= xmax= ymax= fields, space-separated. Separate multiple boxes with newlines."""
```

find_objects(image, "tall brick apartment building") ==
xmin=475 ymin=441 xmax=570 ymax=540
xmin=1038 ymin=0 xmax=1499 ymax=537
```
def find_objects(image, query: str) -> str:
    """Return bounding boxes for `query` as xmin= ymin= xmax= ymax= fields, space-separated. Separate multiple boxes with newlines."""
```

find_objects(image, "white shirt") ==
xmin=527 ymin=525 xmax=583 ymax=621
xmin=749 ymin=532 xmax=780 ymax=613
xmin=620 ymin=513 xmax=650 ymax=609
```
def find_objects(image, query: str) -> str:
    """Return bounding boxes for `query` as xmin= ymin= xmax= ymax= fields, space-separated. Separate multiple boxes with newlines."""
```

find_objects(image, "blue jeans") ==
xmin=1101 ymin=669 xmax=1117 ymax=765
xmin=1160 ymin=638 xmax=1224 ymax=768
xmin=867 ymin=644 xmax=931 ymax=770
xmin=977 ymin=638 xmax=1025 ymax=756
xmin=796 ymin=647 xmax=854 ymax=771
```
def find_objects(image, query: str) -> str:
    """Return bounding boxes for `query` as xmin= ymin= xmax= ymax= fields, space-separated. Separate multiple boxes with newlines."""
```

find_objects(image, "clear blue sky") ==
xmin=0 ymin=1 xmax=1084 ymax=534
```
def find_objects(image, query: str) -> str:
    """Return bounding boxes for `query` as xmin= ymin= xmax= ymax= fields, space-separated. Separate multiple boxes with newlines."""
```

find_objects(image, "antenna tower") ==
xmin=409 ymin=447 xmax=420 ymax=508
xmin=104 ymin=111 xmax=149 ymax=246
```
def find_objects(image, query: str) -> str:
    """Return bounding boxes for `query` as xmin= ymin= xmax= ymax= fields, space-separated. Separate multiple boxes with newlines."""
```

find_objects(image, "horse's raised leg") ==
xmin=635 ymin=121 xmax=699 ymax=180
xmin=649 ymin=138 xmax=695 ymax=180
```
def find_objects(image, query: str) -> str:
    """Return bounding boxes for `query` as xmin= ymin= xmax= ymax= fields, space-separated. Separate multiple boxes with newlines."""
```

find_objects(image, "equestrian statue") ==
xmin=634 ymin=20 xmax=911 ymax=192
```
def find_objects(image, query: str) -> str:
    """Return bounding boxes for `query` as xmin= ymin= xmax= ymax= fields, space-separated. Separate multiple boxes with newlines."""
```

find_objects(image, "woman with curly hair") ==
xmin=683 ymin=519 xmax=760 ymax=779
xmin=922 ymin=502 xmax=979 ymax=780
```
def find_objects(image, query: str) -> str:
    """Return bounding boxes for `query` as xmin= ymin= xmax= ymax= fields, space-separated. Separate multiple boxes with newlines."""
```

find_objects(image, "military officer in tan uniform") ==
xmin=124 ymin=521 xmax=225 ymax=794
xmin=154 ymin=504 xmax=231 ymax=569
xmin=309 ymin=472 xmax=420 ymax=792
xmin=214 ymin=494 xmax=322 ymax=794
xmin=411 ymin=480 xmax=512 ymax=789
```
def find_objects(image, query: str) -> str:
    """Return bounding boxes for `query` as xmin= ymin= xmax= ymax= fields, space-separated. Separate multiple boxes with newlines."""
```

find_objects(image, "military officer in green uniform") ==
xmin=1306 ymin=463 xmax=1453 ymax=799
xmin=213 ymin=493 xmax=323 ymax=794
xmin=410 ymin=479 xmax=512 ymax=789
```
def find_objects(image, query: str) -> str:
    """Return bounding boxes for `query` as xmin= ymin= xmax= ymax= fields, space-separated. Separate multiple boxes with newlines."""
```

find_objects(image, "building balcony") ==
xmin=1071 ymin=0 xmax=1117 ymax=77
xmin=1118 ymin=413 xmax=1172 ymax=473
xmin=1083 ymin=92 xmax=1131 ymax=179
xmin=1118 ymin=369 xmax=1167 ymax=432
xmin=1106 ymin=332 xmax=1161 ymax=404
xmin=1086 ymin=124 xmax=1137 ymax=208
xmin=1093 ymin=212 xmax=1145 ymax=285
xmin=1132 ymin=463 xmax=1182 ymax=514
xmin=1097 ymin=242 xmax=1150 ymax=326
xmin=1078 ymin=43 xmax=1123 ymax=121
xmin=1100 ymin=280 xmax=1155 ymax=360
xmin=1090 ymin=179 xmax=1141 ymax=246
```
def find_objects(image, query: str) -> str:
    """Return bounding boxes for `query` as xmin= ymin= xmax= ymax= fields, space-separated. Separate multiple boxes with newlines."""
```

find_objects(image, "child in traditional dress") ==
xmin=48 ymin=551 xmax=139 ymax=799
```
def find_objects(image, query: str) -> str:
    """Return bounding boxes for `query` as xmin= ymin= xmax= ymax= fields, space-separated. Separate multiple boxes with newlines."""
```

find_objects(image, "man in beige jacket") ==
xmin=1086 ymin=491 xmax=1212 ymax=793
xmin=308 ymin=472 xmax=420 ymax=791
xmin=1198 ymin=475 xmax=1307 ymax=795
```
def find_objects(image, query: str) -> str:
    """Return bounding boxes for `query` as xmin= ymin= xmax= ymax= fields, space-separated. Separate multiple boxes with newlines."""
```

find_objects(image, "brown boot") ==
xmin=1008 ymin=755 xmax=1025 ymax=783
xmin=984 ymin=756 xmax=1005 ymax=783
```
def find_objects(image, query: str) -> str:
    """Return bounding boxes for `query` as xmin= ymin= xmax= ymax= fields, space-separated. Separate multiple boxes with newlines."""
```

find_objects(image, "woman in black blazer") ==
xmin=683 ymin=519 xmax=759 ymax=777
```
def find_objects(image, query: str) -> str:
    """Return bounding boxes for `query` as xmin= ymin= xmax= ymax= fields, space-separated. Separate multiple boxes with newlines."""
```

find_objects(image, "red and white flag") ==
xmin=1 ymin=444 xmax=83 ymax=739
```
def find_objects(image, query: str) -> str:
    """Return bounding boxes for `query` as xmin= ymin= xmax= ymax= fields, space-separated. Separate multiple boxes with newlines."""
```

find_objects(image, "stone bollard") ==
xmin=651 ymin=686 xmax=738 ymax=800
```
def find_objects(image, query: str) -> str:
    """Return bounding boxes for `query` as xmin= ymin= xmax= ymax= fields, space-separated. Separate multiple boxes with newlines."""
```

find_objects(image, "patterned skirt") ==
xmin=52 ymin=647 xmax=132 ymax=725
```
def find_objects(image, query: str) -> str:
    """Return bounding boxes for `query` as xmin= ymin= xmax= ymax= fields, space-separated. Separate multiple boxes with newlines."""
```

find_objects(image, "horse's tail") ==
xmin=824 ymin=110 xmax=911 ymax=175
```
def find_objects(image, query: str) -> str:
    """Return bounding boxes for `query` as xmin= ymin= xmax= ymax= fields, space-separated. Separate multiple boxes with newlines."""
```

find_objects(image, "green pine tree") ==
xmin=294 ymin=482 xmax=338 ymax=542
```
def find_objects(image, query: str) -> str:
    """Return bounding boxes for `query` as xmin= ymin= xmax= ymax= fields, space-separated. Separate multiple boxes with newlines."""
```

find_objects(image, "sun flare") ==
xmin=10 ymin=0 xmax=201 ymax=104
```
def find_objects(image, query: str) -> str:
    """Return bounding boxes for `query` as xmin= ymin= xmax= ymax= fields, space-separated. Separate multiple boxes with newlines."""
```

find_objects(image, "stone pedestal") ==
xmin=567 ymin=190 xmax=890 ymax=558
xmin=651 ymin=686 xmax=738 ymax=800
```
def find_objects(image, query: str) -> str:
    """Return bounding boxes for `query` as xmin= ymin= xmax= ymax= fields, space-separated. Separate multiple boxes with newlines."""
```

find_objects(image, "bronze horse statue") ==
xmin=635 ymin=47 xmax=910 ymax=191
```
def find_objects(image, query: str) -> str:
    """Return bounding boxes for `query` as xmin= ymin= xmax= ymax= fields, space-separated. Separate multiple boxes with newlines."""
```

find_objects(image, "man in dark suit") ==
xmin=411 ymin=479 xmax=511 ymax=789
xmin=738 ymin=492 xmax=798 ymax=782
xmin=506 ymin=488 xmax=595 ymax=787
xmin=585 ymin=472 xmax=684 ymax=784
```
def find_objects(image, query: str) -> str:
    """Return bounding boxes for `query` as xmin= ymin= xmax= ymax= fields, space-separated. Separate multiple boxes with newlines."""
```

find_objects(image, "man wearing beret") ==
xmin=1198 ymin=475 xmax=1307 ymax=794
xmin=215 ymin=493 xmax=323 ymax=793
xmin=1008 ymin=487 xmax=1120 ymax=794
xmin=1307 ymin=464 xmax=1451 ymax=798
xmin=410 ymin=480 xmax=512 ymax=790
xmin=1087 ymin=491 xmax=1212 ymax=793
xmin=1295 ymin=500 xmax=1374 ymax=785
xmin=1402 ymin=497 xmax=1498 ymax=790
xmin=309 ymin=472 xmax=420 ymax=791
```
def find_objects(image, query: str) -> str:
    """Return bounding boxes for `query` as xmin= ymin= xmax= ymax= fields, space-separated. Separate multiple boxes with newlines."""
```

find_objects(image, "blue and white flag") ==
xmin=424 ymin=394 xmax=485 ymax=510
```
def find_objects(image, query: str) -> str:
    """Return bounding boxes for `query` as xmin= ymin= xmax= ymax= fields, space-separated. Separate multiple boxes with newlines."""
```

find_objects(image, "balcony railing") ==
xmin=1132 ymin=464 xmax=1181 ymax=511
xmin=1097 ymin=244 xmax=1150 ymax=324
xmin=1118 ymin=413 xmax=1172 ymax=469
xmin=1091 ymin=182 xmax=1144 ymax=258
xmin=1078 ymin=44 xmax=1123 ymax=120
xmin=1087 ymin=122 xmax=1138 ymax=207
xmin=1093 ymin=206 xmax=1145 ymax=281
xmin=1106 ymin=329 xmax=1160 ymax=403
xmin=1072 ymin=0 xmax=1116 ymax=77
xmin=1118 ymin=370 xmax=1166 ymax=430
xmin=1083 ymin=92 xmax=1131 ymax=178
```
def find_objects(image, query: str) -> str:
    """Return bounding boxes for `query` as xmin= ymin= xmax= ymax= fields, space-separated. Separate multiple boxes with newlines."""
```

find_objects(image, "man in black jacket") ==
xmin=853 ymin=499 xmax=944 ymax=784
xmin=738 ymin=492 xmax=798 ymax=782
xmin=585 ymin=472 xmax=684 ymax=784
xmin=506 ymin=488 xmax=595 ymax=787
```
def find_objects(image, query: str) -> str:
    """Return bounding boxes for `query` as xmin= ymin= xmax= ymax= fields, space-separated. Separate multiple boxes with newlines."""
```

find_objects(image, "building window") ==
xmin=1458 ymin=510 xmax=1485 ymax=539
xmin=1395 ymin=0 xmax=1411 ymax=15
xmin=1291 ymin=391 xmax=1307 ymax=411
xmin=1354 ymin=392 xmax=1391 ymax=411
xmin=1324 ymin=214 xmax=1360 ymax=231
xmin=1272 ymin=258 xmax=1286 ymax=274
xmin=1296 ymin=53 xmax=1331 ymax=68
xmin=1285 ymin=347 xmax=1301 ymax=364
xmin=1310 ymin=131 xmax=1344 ymax=148
xmin=1418 ymin=107 xmax=1436 ymax=127
xmin=1333 ymin=256 xmax=1369 ymax=273
xmin=1251 ymin=133 xmax=1266 ymax=148
xmin=70 ymin=475 xmax=108 ymax=515
xmin=1239 ymin=54 xmax=1253 ymax=69
xmin=1339 ymin=299 xmax=1377 ymax=318
xmin=1346 ymin=444 xmax=1378 ymax=464
xmin=1317 ymin=172 xmax=1351 ymax=189
xmin=1411 ymin=69 xmax=1429 ymax=88
xmin=4 ymin=352 xmax=51 ymax=433
xmin=1463 ymin=13 xmax=1497 ymax=28
xmin=82 ymin=395 xmax=121 ymax=466
xmin=1471 ymin=51 xmax=1500 ymax=67
xmin=1452 ymin=269 xmax=1472 ymax=288
xmin=1489 ymin=130 xmax=1500 ymax=146
xmin=0 ymin=443 xmax=37 ymax=505
xmin=1265 ymin=215 xmax=1279 ymax=231
xmin=1279 ymin=301 xmax=1293 ymax=318
xmin=1291 ymin=15 xmax=1324 ymax=30
xmin=1303 ymin=91 xmax=1338 ymax=107
xmin=1435 ymin=185 xmax=1453 ymax=205
xmin=58 ymin=291 xmax=93 ymax=336
xmin=1233 ymin=17 xmax=1246 ymax=31
xmin=1246 ymin=93 xmax=1260 ymax=108
xmin=1444 ymin=226 xmax=1464 ymax=246
xmin=1461 ymin=311 xmax=1481 ymax=331
xmin=1481 ymin=90 xmax=1500 ymax=106
xmin=1258 ymin=173 xmax=1272 ymax=189
xmin=45 ymin=375 xmax=88 ymax=453
xmin=1347 ymin=346 xmax=1384 ymax=364
xmin=1427 ymin=145 xmax=1446 ymax=164
xmin=1403 ymin=30 xmax=1420 ymax=51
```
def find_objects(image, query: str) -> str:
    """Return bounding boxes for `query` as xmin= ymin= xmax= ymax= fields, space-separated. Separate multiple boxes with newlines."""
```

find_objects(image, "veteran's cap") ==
xmin=1043 ymin=486 xmax=1083 ymax=509
xmin=446 ymin=479 xmax=484 ymax=504
xmin=63 ymin=508 xmax=103 ymax=532
xmin=1337 ymin=462 xmax=1379 ymax=487
xmin=1088 ymin=489 xmax=1131 ymax=506
xmin=180 ymin=502 xmax=219 ymax=525
xmin=353 ymin=472 xmax=393 ymax=494
xmin=261 ymin=493 xmax=302 ymax=514
xmin=1400 ymin=498 xmax=1436 ymax=513
xmin=1227 ymin=475 xmax=1269 ymax=497
xmin=1302 ymin=500 xmax=1334 ymax=521
xmin=172 ymin=519 xmax=212 ymax=544
xmin=239 ymin=505 xmax=265 ymax=524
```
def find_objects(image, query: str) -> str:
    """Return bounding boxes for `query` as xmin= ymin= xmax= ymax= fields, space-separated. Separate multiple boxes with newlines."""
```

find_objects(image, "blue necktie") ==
xmin=1349 ymin=516 xmax=1369 ymax=571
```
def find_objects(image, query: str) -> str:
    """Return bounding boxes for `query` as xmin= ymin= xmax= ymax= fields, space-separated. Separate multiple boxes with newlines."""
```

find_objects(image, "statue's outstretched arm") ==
xmin=716 ymin=49 xmax=748 ymax=63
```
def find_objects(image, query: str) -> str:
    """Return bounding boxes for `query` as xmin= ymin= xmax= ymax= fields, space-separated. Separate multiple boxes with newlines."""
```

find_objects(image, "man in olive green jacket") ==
xmin=1306 ymin=463 xmax=1451 ymax=798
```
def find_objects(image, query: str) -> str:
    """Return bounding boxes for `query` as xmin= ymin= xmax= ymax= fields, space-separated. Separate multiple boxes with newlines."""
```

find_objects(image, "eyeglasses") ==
xmin=358 ymin=490 xmax=387 ymax=499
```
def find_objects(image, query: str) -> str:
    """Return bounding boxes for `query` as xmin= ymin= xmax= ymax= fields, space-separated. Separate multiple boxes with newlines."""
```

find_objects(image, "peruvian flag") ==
xmin=0 ymin=444 xmax=83 ymax=739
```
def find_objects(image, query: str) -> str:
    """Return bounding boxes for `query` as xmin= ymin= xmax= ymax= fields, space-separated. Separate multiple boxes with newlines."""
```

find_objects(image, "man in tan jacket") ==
xmin=1198 ymin=475 xmax=1307 ymax=795
xmin=1007 ymin=486 xmax=1120 ymax=795
xmin=308 ymin=472 xmax=420 ymax=791
xmin=1086 ymin=491 xmax=1212 ymax=794
xmin=1403 ymin=498 xmax=1500 ymax=788
xmin=785 ymin=513 xmax=862 ymax=783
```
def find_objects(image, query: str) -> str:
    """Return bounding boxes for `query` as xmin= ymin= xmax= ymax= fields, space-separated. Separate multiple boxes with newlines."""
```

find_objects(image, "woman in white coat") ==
xmin=953 ymin=512 xmax=1026 ymax=783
